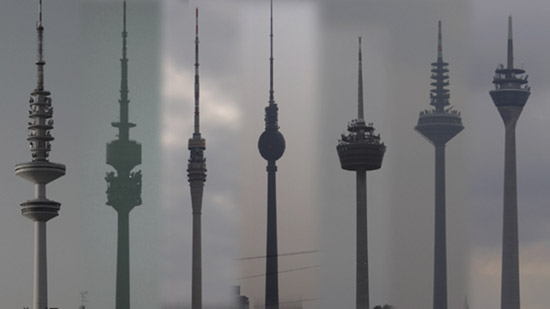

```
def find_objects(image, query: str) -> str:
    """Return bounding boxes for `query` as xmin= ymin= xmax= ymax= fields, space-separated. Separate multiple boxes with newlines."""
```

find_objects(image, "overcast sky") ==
xmin=1 ymin=0 xmax=550 ymax=309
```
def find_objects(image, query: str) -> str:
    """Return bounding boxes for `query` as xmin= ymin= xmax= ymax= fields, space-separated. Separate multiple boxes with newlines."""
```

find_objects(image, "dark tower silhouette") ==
xmin=15 ymin=1 xmax=66 ymax=308
xmin=489 ymin=16 xmax=530 ymax=309
xmin=257 ymin=1 xmax=285 ymax=308
xmin=188 ymin=8 xmax=207 ymax=309
xmin=415 ymin=21 xmax=463 ymax=309
xmin=336 ymin=37 xmax=386 ymax=309
xmin=105 ymin=2 xmax=142 ymax=309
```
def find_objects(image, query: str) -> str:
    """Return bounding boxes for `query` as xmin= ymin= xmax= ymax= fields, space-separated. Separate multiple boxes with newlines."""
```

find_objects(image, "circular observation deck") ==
xmin=258 ymin=130 xmax=286 ymax=161
xmin=337 ymin=121 xmax=385 ymax=171
xmin=490 ymin=66 xmax=530 ymax=108
xmin=20 ymin=198 xmax=60 ymax=222
xmin=416 ymin=111 xmax=463 ymax=145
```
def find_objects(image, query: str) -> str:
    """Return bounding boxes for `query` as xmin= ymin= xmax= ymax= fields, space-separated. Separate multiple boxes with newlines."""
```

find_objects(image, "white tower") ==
xmin=15 ymin=1 xmax=66 ymax=309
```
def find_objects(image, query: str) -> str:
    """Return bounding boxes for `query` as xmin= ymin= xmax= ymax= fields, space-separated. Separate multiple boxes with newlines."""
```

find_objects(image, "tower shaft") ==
xmin=190 ymin=176 xmax=205 ymax=309
xmin=265 ymin=161 xmax=279 ymax=309
xmin=34 ymin=221 xmax=48 ymax=309
xmin=356 ymin=170 xmax=368 ymax=309
xmin=116 ymin=210 xmax=131 ymax=309
xmin=500 ymin=107 xmax=521 ymax=309
xmin=192 ymin=202 xmax=202 ymax=309
xmin=433 ymin=144 xmax=447 ymax=309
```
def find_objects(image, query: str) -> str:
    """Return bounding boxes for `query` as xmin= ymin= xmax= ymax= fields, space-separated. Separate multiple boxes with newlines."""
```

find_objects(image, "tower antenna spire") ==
xmin=36 ymin=0 xmax=45 ymax=92
xmin=508 ymin=15 xmax=514 ymax=69
xmin=122 ymin=0 xmax=127 ymax=64
xmin=358 ymin=37 xmax=364 ymax=120
xmin=194 ymin=7 xmax=200 ymax=136
xmin=438 ymin=20 xmax=443 ymax=60
xmin=117 ymin=0 xmax=132 ymax=141
xmin=269 ymin=0 xmax=274 ymax=106
xmin=123 ymin=1 xmax=127 ymax=33
xmin=39 ymin=0 xmax=42 ymax=26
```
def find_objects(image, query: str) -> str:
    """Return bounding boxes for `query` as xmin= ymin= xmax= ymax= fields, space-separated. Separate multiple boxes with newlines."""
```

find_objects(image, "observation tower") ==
xmin=489 ymin=16 xmax=530 ymax=309
xmin=336 ymin=37 xmax=386 ymax=309
xmin=257 ymin=1 xmax=286 ymax=308
xmin=415 ymin=21 xmax=463 ymax=309
xmin=105 ymin=2 xmax=142 ymax=309
xmin=15 ymin=1 xmax=66 ymax=308
xmin=187 ymin=8 xmax=207 ymax=309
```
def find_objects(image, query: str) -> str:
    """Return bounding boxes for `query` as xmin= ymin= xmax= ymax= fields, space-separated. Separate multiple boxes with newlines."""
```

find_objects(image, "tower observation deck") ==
xmin=489 ymin=16 xmax=530 ymax=309
xmin=414 ymin=21 xmax=463 ymax=309
xmin=105 ymin=2 xmax=142 ymax=309
xmin=336 ymin=37 xmax=385 ymax=309
xmin=15 ymin=1 xmax=66 ymax=309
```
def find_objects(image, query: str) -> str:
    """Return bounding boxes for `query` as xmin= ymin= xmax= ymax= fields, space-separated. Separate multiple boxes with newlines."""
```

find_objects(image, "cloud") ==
xmin=161 ymin=57 xmax=242 ymax=150
xmin=470 ymin=241 xmax=550 ymax=308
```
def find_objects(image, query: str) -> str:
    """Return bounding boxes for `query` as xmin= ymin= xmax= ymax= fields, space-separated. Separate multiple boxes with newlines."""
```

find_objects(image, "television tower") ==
xmin=15 ymin=1 xmax=66 ymax=309
xmin=415 ymin=21 xmax=463 ymax=309
xmin=489 ymin=16 xmax=530 ymax=309
xmin=257 ymin=0 xmax=285 ymax=308
xmin=105 ymin=2 xmax=142 ymax=309
xmin=336 ymin=37 xmax=386 ymax=309
xmin=187 ymin=8 xmax=207 ymax=309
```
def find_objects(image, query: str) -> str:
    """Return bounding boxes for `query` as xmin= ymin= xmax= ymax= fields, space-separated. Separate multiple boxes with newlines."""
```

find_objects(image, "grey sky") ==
xmin=1 ymin=0 xmax=550 ymax=309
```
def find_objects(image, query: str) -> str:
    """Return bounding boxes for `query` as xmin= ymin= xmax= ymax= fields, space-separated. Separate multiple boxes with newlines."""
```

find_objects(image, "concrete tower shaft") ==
xmin=336 ymin=37 xmax=385 ymax=309
xmin=489 ymin=16 xmax=530 ymax=309
xmin=105 ymin=3 xmax=143 ymax=309
xmin=187 ymin=8 xmax=207 ymax=309
xmin=415 ymin=21 xmax=463 ymax=309
xmin=15 ymin=1 xmax=66 ymax=309
xmin=257 ymin=1 xmax=285 ymax=307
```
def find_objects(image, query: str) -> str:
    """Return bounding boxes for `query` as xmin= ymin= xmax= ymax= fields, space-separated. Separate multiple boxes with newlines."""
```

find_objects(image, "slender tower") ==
xmin=489 ymin=16 xmax=530 ymax=309
xmin=257 ymin=1 xmax=285 ymax=308
xmin=187 ymin=8 xmax=207 ymax=309
xmin=15 ymin=1 xmax=66 ymax=309
xmin=415 ymin=21 xmax=463 ymax=309
xmin=105 ymin=2 xmax=142 ymax=309
xmin=337 ymin=37 xmax=386 ymax=309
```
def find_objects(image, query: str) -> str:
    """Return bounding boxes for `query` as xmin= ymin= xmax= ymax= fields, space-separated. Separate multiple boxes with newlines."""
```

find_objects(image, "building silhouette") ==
xmin=15 ymin=1 xmax=66 ymax=309
xmin=489 ymin=16 xmax=530 ymax=309
xmin=415 ymin=21 xmax=463 ymax=309
xmin=105 ymin=2 xmax=142 ymax=309
xmin=336 ymin=37 xmax=386 ymax=309
xmin=187 ymin=7 xmax=207 ymax=309
xmin=257 ymin=1 xmax=286 ymax=308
